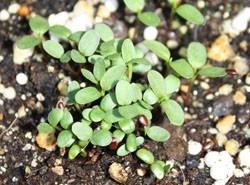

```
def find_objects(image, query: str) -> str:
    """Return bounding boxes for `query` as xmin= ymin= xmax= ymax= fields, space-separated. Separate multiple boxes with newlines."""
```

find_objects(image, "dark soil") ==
xmin=0 ymin=0 xmax=250 ymax=185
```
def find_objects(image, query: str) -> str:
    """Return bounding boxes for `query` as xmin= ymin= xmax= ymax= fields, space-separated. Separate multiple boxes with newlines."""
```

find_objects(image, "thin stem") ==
xmin=128 ymin=63 xmax=133 ymax=82
xmin=0 ymin=117 xmax=18 ymax=139
xmin=184 ymin=75 xmax=196 ymax=107
xmin=74 ymin=103 xmax=81 ymax=114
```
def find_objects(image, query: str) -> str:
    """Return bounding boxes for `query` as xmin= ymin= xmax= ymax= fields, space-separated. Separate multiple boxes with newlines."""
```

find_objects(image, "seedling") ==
xmin=17 ymin=3 xmax=227 ymax=180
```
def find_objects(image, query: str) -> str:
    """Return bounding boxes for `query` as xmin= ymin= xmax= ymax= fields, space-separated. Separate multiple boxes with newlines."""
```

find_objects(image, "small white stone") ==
xmin=188 ymin=140 xmax=202 ymax=155
xmin=22 ymin=143 xmax=32 ymax=151
xmin=213 ymin=178 xmax=230 ymax=185
xmin=232 ymin=7 xmax=250 ymax=32
xmin=25 ymin=132 xmax=32 ymax=139
xmin=233 ymin=168 xmax=244 ymax=178
xmin=145 ymin=52 xmax=159 ymax=66
xmin=245 ymin=73 xmax=250 ymax=85
xmin=167 ymin=40 xmax=179 ymax=49
xmin=200 ymin=82 xmax=210 ymax=90
xmin=48 ymin=12 xmax=69 ymax=26
xmin=233 ymin=56 xmax=249 ymax=76
xmin=218 ymin=84 xmax=233 ymax=95
xmin=238 ymin=148 xmax=250 ymax=167
xmin=206 ymin=94 xmax=214 ymax=100
xmin=31 ymin=159 xmax=38 ymax=167
xmin=0 ymin=84 xmax=5 ymax=94
xmin=197 ymin=1 xmax=205 ymax=9
xmin=210 ymin=161 xmax=229 ymax=180
xmin=143 ymin=26 xmax=158 ymax=40
xmin=8 ymin=3 xmax=20 ymax=14
xmin=219 ymin=151 xmax=233 ymax=164
xmin=104 ymin=0 xmax=119 ymax=12
xmin=13 ymin=44 xmax=34 ymax=65
xmin=3 ymin=87 xmax=16 ymax=100
xmin=0 ymin=9 xmax=10 ymax=21
xmin=36 ymin=93 xmax=45 ymax=101
xmin=204 ymin=151 xmax=220 ymax=167
xmin=16 ymin=73 xmax=28 ymax=85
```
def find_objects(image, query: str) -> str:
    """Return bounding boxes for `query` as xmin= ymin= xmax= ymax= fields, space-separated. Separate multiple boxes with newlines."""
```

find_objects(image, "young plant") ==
xmin=17 ymin=3 xmax=226 ymax=180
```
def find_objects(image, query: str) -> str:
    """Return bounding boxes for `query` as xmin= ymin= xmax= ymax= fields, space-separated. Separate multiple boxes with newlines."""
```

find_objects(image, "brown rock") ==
xmin=108 ymin=162 xmax=128 ymax=184
xmin=51 ymin=166 xmax=64 ymax=176
xmin=216 ymin=115 xmax=236 ymax=134
xmin=225 ymin=139 xmax=239 ymax=156
xmin=233 ymin=91 xmax=246 ymax=105
xmin=36 ymin=132 xmax=57 ymax=151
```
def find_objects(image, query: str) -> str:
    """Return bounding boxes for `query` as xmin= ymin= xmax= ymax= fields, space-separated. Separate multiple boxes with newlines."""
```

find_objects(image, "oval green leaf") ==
xmin=49 ymin=25 xmax=71 ymax=38
xmin=90 ymin=106 xmax=105 ymax=122
xmin=118 ymin=119 xmax=135 ymax=134
xmin=60 ymin=110 xmax=74 ymax=129
xmin=67 ymin=81 xmax=80 ymax=104
xmin=122 ymin=39 xmax=136 ymax=63
xmin=198 ymin=67 xmax=226 ymax=77
xmin=165 ymin=74 xmax=181 ymax=94
xmin=143 ymin=40 xmax=170 ymax=61
xmin=187 ymin=42 xmax=207 ymax=69
xmin=147 ymin=126 xmax=170 ymax=142
xmin=78 ymin=30 xmax=100 ymax=56
xmin=90 ymin=130 xmax=112 ymax=146
xmin=37 ymin=123 xmax=55 ymax=133
xmin=48 ymin=108 xmax=63 ymax=127
xmin=136 ymin=149 xmax=154 ymax=164
xmin=81 ymin=69 xmax=98 ymax=84
xmin=117 ymin=144 xmax=130 ymax=156
xmin=143 ymin=88 xmax=158 ymax=105
xmin=115 ymin=80 xmax=133 ymax=105
xmin=150 ymin=163 xmax=165 ymax=179
xmin=71 ymin=49 xmax=86 ymax=63
xmin=124 ymin=0 xmax=144 ymax=13
xmin=60 ymin=51 xmax=71 ymax=63
xmin=138 ymin=12 xmax=161 ymax=27
xmin=93 ymin=58 xmax=106 ymax=81
xmin=75 ymin=87 xmax=101 ymax=104
xmin=95 ymin=23 xmax=114 ymax=42
xmin=29 ymin=16 xmax=49 ymax=34
xmin=72 ymin=122 xmax=93 ymax=141
xmin=68 ymin=31 xmax=85 ymax=42
xmin=170 ymin=59 xmax=194 ymax=79
xmin=17 ymin=35 xmax=42 ymax=49
xmin=68 ymin=144 xmax=81 ymax=160
xmin=57 ymin=130 xmax=74 ymax=148
xmin=148 ymin=70 xmax=167 ymax=99
xmin=126 ymin=134 xmax=137 ymax=152
xmin=100 ymin=93 xmax=117 ymax=111
xmin=43 ymin=40 xmax=64 ymax=59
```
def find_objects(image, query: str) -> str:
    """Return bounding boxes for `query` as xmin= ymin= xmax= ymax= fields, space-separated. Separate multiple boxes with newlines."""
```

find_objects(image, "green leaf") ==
xmin=117 ymin=144 xmax=130 ymax=156
xmin=104 ymin=109 xmax=123 ymax=123
xmin=136 ymin=136 xmax=144 ymax=146
xmin=72 ymin=122 xmax=93 ymax=141
xmin=136 ymin=149 xmax=154 ymax=164
xmin=91 ymin=130 xmax=112 ymax=146
xmin=82 ymin=108 xmax=92 ymax=121
xmin=60 ymin=51 xmax=71 ymax=63
xmin=148 ymin=70 xmax=167 ymax=99
xmin=100 ymin=65 xmax=127 ymax=91
xmin=93 ymin=58 xmax=106 ymax=81
xmin=138 ymin=12 xmax=161 ymax=27
xmin=29 ymin=16 xmax=49 ymax=34
xmin=78 ymin=30 xmax=100 ymax=56
xmin=118 ymin=119 xmax=135 ymax=134
xmin=100 ymin=93 xmax=117 ymax=111
xmin=176 ymin=4 xmax=205 ymax=25
xmin=81 ymin=69 xmax=98 ymax=84
xmin=43 ymin=40 xmax=64 ymax=59
xmin=67 ymin=81 xmax=80 ymax=104
xmin=143 ymin=40 xmax=170 ymax=61
xmin=122 ymin=39 xmax=136 ymax=63
xmin=113 ymin=130 xmax=125 ymax=142
xmin=131 ymin=83 xmax=143 ymax=102
xmin=150 ymin=163 xmax=165 ymax=179
xmin=90 ymin=106 xmax=105 ymax=122
xmin=37 ymin=123 xmax=55 ymax=133
xmin=100 ymin=40 xmax=116 ymax=56
xmin=165 ymin=75 xmax=181 ymax=94
xmin=147 ymin=126 xmax=170 ymax=141
xmin=170 ymin=59 xmax=194 ymax=79
xmin=126 ymin=134 xmax=137 ymax=152
xmin=95 ymin=23 xmax=114 ymax=42
xmin=198 ymin=67 xmax=226 ymax=77
xmin=89 ymin=55 xmax=111 ymax=67
xmin=75 ymin=87 xmax=101 ymax=104
xmin=60 ymin=110 xmax=73 ymax=129
xmin=115 ymin=80 xmax=133 ymax=105
xmin=143 ymin=88 xmax=158 ymax=105
xmin=49 ymin=25 xmax=71 ymax=38
xmin=78 ymin=140 xmax=89 ymax=147
xmin=68 ymin=144 xmax=81 ymax=160
xmin=161 ymin=99 xmax=184 ymax=126
xmin=17 ymin=36 xmax=42 ymax=49
xmin=57 ymin=130 xmax=74 ymax=148
xmin=71 ymin=49 xmax=86 ymax=63
xmin=68 ymin=31 xmax=84 ymax=42
xmin=101 ymin=121 xmax=112 ymax=131
xmin=187 ymin=42 xmax=207 ymax=69
xmin=123 ymin=0 xmax=144 ymax=13
xmin=48 ymin=108 xmax=63 ymax=127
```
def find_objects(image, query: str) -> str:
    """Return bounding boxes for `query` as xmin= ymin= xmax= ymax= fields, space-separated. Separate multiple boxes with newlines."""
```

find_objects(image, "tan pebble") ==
xmin=73 ymin=0 xmax=94 ymax=18
xmin=239 ymin=40 xmax=248 ymax=51
xmin=57 ymin=81 xmax=68 ymax=96
xmin=0 ymin=113 xmax=3 ymax=122
xmin=233 ymin=56 xmax=249 ymax=76
xmin=17 ymin=105 xmax=26 ymax=118
xmin=51 ymin=166 xmax=64 ymax=176
xmin=108 ymin=162 xmax=128 ymax=184
xmin=218 ymin=84 xmax=233 ymax=95
xmin=137 ymin=168 xmax=146 ymax=176
xmin=18 ymin=5 xmax=30 ymax=17
xmin=216 ymin=115 xmax=236 ymax=134
xmin=233 ymin=91 xmax=246 ymax=105
xmin=36 ymin=132 xmax=57 ymax=151
xmin=208 ymin=35 xmax=235 ymax=62
xmin=180 ymin=85 xmax=189 ymax=93
xmin=31 ymin=159 xmax=38 ymax=167
xmin=97 ymin=5 xmax=111 ymax=19
xmin=35 ymin=102 xmax=44 ymax=113
xmin=246 ymin=73 xmax=250 ymax=85
xmin=225 ymin=139 xmax=239 ymax=155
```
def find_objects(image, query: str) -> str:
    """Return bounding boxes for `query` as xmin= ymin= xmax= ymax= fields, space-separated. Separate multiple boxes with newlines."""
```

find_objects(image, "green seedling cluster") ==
xmin=17 ymin=2 xmax=226 ymax=180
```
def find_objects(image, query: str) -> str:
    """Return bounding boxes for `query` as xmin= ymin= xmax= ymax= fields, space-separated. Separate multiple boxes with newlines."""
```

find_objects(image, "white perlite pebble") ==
xmin=145 ymin=52 xmax=158 ymax=66
xmin=210 ymin=161 xmax=229 ymax=180
xmin=8 ymin=3 xmax=20 ymax=14
xmin=3 ymin=87 xmax=16 ymax=100
xmin=188 ymin=140 xmax=202 ymax=155
xmin=16 ymin=73 xmax=28 ymax=85
xmin=0 ymin=9 xmax=10 ymax=21
xmin=245 ymin=73 xmax=250 ymax=85
xmin=232 ymin=7 xmax=250 ymax=32
xmin=104 ymin=0 xmax=119 ymax=12
xmin=143 ymin=26 xmax=158 ymax=40
xmin=13 ymin=44 xmax=34 ymax=65
xmin=204 ymin=151 xmax=220 ymax=167
xmin=238 ymin=148 xmax=250 ymax=167
xmin=233 ymin=168 xmax=244 ymax=178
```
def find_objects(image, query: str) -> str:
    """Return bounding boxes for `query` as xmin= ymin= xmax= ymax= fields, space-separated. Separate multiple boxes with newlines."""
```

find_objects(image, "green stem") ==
xmin=74 ymin=104 xmax=81 ymax=113
xmin=128 ymin=63 xmax=133 ymax=82
xmin=185 ymin=75 xmax=196 ymax=106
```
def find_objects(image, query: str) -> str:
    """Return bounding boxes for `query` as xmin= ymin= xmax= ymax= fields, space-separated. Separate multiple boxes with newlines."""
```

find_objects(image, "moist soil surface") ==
xmin=0 ymin=0 xmax=250 ymax=184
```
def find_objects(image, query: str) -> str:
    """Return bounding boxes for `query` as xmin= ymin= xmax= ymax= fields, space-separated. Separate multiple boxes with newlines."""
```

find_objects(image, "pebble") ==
xmin=97 ymin=5 xmax=111 ymax=19
xmin=216 ymin=115 xmax=235 ymax=134
xmin=233 ymin=56 xmax=249 ymax=76
xmin=31 ymin=159 xmax=38 ymax=167
xmin=0 ymin=84 xmax=5 ymax=94
xmin=188 ymin=140 xmax=202 ymax=155
xmin=218 ymin=84 xmax=233 ymax=95
xmin=17 ymin=105 xmax=26 ymax=118
xmin=16 ymin=73 xmax=28 ymax=85
xmin=48 ymin=11 xmax=69 ymax=26
xmin=51 ymin=166 xmax=64 ymax=176
xmin=145 ymin=52 xmax=159 ymax=66
xmin=206 ymin=94 xmax=214 ymax=100
xmin=143 ymin=26 xmax=158 ymax=40
xmin=233 ymin=168 xmax=244 ymax=178
xmin=200 ymin=82 xmax=210 ymax=90
xmin=137 ymin=168 xmax=146 ymax=176
xmin=216 ymin=133 xmax=227 ymax=147
xmin=166 ymin=40 xmax=179 ymax=49
xmin=73 ymin=0 xmax=94 ymax=18
xmin=197 ymin=1 xmax=205 ymax=9
xmin=179 ymin=25 xmax=188 ymax=35
xmin=36 ymin=133 xmax=57 ymax=151
xmin=108 ymin=162 xmax=128 ymax=184
xmin=8 ymin=3 xmax=20 ymax=14
xmin=204 ymin=151 xmax=220 ymax=167
xmin=22 ymin=143 xmax=32 ymax=151
xmin=207 ymin=35 xmax=235 ymax=62
xmin=238 ymin=148 xmax=250 ymax=167
xmin=231 ymin=7 xmax=250 ymax=33
xmin=212 ymin=96 xmax=233 ymax=117
xmin=237 ymin=104 xmax=250 ymax=124
xmin=239 ymin=40 xmax=248 ymax=51
xmin=245 ymin=73 xmax=250 ymax=85
xmin=36 ymin=93 xmax=45 ymax=101
xmin=25 ymin=132 xmax=32 ymax=139
xmin=57 ymin=81 xmax=68 ymax=96
xmin=233 ymin=91 xmax=246 ymax=105
xmin=13 ymin=44 xmax=34 ymax=65
xmin=225 ymin=139 xmax=239 ymax=156
xmin=210 ymin=161 xmax=229 ymax=180
xmin=3 ymin=87 xmax=16 ymax=100
xmin=18 ymin=5 xmax=30 ymax=17
xmin=104 ymin=0 xmax=119 ymax=12
xmin=0 ymin=9 xmax=10 ymax=21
